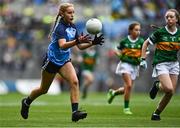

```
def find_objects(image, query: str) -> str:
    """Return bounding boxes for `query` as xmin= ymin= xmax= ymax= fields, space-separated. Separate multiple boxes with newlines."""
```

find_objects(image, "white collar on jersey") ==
xmin=128 ymin=35 xmax=139 ymax=43
xmin=165 ymin=25 xmax=177 ymax=35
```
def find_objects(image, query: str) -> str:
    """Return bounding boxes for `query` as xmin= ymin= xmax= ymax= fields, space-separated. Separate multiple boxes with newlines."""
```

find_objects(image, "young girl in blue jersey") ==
xmin=20 ymin=3 xmax=104 ymax=122
xmin=141 ymin=9 xmax=180 ymax=121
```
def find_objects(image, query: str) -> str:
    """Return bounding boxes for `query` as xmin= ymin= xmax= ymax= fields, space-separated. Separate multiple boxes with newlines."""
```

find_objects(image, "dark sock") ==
xmin=124 ymin=100 xmax=129 ymax=108
xmin=154 ymin=109 xmax=161 ymax=115
xmin=72 ymin=103 xmax=78 ymax=112
xmin=25 ymin=97 xmax=33 ymax=106
xmin=114 ymin=91 xmax=121 ymax=96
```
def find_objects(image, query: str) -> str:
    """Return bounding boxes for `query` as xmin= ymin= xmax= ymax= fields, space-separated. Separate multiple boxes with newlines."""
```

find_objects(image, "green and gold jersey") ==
xmin=149 ymin=26 xmax=180 ymax=65
xmin=118 ymin=36 xmax=144 ymax=65
xmin=81 ymin=49 xmax=98 ymax=71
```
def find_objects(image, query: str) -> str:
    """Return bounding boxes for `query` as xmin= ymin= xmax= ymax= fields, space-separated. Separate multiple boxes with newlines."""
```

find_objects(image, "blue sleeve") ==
xmin=54 ymin=25 xmax=66 ymax=39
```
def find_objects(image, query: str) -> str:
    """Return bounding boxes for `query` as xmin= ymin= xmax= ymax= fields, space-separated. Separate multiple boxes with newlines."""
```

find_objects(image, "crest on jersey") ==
xmin=66 ymin=27 xmax=76 ymax=40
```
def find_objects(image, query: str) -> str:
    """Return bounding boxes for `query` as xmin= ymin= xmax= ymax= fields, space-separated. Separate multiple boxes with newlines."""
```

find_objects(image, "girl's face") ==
xmin=130 ymin=25 xmax=141 ymax=39
xmin=165 ymin=11 xmax=177 ymax=27
xmin=63 ymin=6 xmax=74 ymax=24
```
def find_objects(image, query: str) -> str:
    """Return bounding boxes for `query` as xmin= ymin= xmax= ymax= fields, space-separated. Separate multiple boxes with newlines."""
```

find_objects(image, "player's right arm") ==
xmin=114 ymin=49 xmax=122 ymax=57
xmin=141 ymin=39 xmax=150 ymax=59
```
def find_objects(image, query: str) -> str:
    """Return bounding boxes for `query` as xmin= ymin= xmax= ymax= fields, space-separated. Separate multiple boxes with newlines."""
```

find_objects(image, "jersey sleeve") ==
xmin=139 ymin=37 xmax=144 ymax=45
xmin=117 ymin=40 xmax=125 ymax=50
xmin=148 ymin=30 xmax=159 ymax=44
xmin=54 ymin=25 xmax=66 ymax=39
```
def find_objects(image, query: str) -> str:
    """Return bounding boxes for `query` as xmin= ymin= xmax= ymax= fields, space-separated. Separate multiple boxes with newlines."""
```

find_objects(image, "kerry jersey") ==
xmin=81 ymin=49 xmax=98 ymax=71
xmin=47 ymin=18 xmax=78 ymax=66
xmin=148 ymin=26 xmax=180 ymax=65
xmin=118 ymin=36 xmax=144 ymax=65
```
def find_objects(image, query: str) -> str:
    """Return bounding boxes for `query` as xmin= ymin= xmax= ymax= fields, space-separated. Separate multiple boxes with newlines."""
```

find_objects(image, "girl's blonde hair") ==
xmin=48 ymin=3 xmax=74 ymax=38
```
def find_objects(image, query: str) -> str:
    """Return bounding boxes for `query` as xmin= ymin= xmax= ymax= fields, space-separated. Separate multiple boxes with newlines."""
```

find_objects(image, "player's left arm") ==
xmin=77 ymin=33 xmax=105 ymax=50
xmin=76 ymin=32 xmax=93 ymax=50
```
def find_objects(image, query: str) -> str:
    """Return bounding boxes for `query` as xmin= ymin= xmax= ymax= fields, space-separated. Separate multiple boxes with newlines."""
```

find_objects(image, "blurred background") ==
xmin=0 ymin=0 xmax=179 ymax=95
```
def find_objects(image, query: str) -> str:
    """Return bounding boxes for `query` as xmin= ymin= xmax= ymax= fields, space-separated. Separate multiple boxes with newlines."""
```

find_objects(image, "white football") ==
xmin=86 ymin=18 xmax=102 ymax=35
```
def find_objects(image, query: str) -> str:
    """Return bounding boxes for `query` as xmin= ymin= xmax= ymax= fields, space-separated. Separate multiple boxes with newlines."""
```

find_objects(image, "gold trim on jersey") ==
xmin=156 ymin=42 xmax=180 ymax=51
xmin=121 ymin=48 xmax=141 ymax=57
xmin=83 ymin=58 xmax=96 ymax=65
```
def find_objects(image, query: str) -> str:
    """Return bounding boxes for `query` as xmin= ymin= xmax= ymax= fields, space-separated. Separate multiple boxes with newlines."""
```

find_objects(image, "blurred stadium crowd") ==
xmin=0 ymin=0 xmax=179 ymax=92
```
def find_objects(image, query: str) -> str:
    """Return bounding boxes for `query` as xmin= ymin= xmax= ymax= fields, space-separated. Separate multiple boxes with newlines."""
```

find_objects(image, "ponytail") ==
xmin=48 ymin=14 xmax=60 ymax=39
xmin=150 ymin=24 xmax=160 ymax=29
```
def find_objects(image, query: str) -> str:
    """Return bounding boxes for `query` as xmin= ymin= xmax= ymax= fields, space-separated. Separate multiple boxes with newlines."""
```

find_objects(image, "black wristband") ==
xmin=141 ymin=58 xmax=146 ymax=60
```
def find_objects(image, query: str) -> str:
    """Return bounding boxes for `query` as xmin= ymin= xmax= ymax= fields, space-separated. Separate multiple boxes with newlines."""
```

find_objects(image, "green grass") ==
xmin=0 ymin=92 xmax=180 ymax=127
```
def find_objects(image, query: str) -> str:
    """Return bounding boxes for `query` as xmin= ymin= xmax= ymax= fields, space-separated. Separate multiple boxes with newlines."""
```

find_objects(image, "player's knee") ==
xmin=71 ymin=79 xmax=79 ymax=88
xmin=87 ymin=79 xmax=93 ymax=85
xmin=164 ymin=87 xmax=174 ymax=95
xmin=125 ymin=82 xmax=132 ymax=89
xmin=126 ymin=85 xmax=132 ymax=91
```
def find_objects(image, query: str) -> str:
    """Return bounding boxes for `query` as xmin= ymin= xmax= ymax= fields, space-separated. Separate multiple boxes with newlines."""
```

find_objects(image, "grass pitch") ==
xmin=0 ymin=92 xmax=180 ymax=127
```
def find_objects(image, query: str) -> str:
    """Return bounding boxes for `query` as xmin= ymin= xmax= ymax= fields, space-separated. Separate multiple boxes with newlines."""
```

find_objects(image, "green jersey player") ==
xmin=81 ymin=47 xmax=98 ymax=99
xmin=107 ymin=22 xmax=146 ymax=114
xmin=141 ymin=9 xmax=180 ymax=121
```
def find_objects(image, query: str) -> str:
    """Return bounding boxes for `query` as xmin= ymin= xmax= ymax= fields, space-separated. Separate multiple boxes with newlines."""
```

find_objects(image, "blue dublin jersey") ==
xmin=47 ymin=18 xmax=78 ymax=66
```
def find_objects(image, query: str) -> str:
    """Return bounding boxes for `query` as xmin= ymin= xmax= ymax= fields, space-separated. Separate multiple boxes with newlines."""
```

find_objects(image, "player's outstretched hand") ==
xmin=78 ymin=32 xmax=92 ymax=44
xmin=92 ymin=34 xmax=105 ymax=45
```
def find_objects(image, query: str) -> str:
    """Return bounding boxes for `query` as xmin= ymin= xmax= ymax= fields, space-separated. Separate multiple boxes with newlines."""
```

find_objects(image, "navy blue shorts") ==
xmin=42 ymin=54 xmax=71 ymax=74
